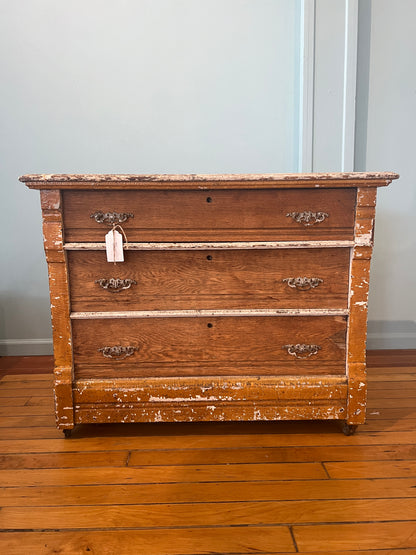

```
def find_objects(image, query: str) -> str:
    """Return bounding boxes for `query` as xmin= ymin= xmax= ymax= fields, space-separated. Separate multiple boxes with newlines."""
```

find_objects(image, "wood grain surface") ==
xmin=62 ymin=188 xmax=356 ymax=242
xmin=68 ymin=247 xmax=350 ymax=311
xmin=71 ymin=315 xmax=347 ymax=378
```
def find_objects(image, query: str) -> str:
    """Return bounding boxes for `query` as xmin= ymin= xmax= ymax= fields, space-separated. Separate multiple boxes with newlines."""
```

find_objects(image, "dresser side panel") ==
xmin=346 ymin=186 xmax=377 ymax=424
xmin=40 ymin=189 xmax=74 ymax=429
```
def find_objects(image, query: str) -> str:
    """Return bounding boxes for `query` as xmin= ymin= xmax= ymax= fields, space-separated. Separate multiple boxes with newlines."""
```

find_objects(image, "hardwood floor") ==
xmin=0 ymin=353 xmax=415 ymax=554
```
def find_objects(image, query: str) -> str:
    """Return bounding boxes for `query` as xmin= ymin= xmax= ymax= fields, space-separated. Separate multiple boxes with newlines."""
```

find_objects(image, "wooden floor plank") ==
xmin=0 ymin=427 xmax=65 ymax=440
xmin=0 ymin=462 xmax=328 ymax=487
xmin=0 ymin=451 xmax=129 ymax=470
xmin=293 ymin=521 xmax=416 ymax=551
xmin=368 ymin=381 xmax=416 ymax=390
xmin=324 ymin=460 xmax=416 ymax=479
xmin=0 ymin=379 xmax=53 ymax=388
xmin=366 ymin=407 xmax=416 ymax=419
xmin=0 ymin=388 xmax=51 ymax=398
xmin=128 ymin=443 xmax=416 ymax=465
xmin=1 ymin=443 xmax=413 ymax=469
xmin=1 ymin=498 xmax=416 ymax=530
xmin=367 ymin=398 xmax=416 ymax=408
xmin=367 ymin=349 xmax=416 ymax=367
xmin=0 ymin=463 xmax=327 ymax=487
xmin=2 ymin=431 xmax=416 ymax=455
xmin=0 ymin=415 xmax=55 ymax=428
xmin=0 ymin=373 xmax=53 ymax=382
xmin=0 ymin=397 xmax=32 ymax=408
xmin=367 ymin=365 xmax=416 ymax=373
xmin=24 ymin=397 xmax=54 ymax=407
xmin=254 ymin=552 xmax=416 ymax=555
xmin=0 ymin=405 xmax=53 ymax=416
xmin=0 ymin=527 xmax=296 ymax=555
xmin=368 ymin=374 xmax=416 ymax=382
xmin=2 ymin=478 xmax=416 ymax=507
xmin=363 ymin=418 xmax=416 ymax=432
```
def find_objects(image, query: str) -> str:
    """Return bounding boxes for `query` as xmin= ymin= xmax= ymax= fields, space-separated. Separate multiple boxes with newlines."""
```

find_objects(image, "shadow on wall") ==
xmin=368 ymin=207 xmax=416 ymax=349
xmin=354 ymin=0 xmax=372 ymax=171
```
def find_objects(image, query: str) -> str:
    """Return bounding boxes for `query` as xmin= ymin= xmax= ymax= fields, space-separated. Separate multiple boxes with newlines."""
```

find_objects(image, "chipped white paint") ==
xmin=70 ymin=308 xmax=349 ymax=319
xmin=147 ymin=394 xmax=234 ymax=403
xmin=355 ymin=233 xmax=373 ymax=245
xmin=64 ymin=240 xmax=355 ymax=251
xmin=20 ymin=171 xmax=399 ymax=184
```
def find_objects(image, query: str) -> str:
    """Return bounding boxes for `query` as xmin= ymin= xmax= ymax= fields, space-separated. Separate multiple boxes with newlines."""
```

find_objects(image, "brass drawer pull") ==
xmin=95 ymin=278 xmax=137 ymax=293
xmin=98 ymin=346 xmax=139 ymax=359
xmin=283 ymin=344 xmax=321 ymax=358
xmin=91 ymin=211 xmax=134 ymax=225
xmin=283 ymin=277 xmax=323 ymax=290
xmin=286 ymin=211 xmax=329 ymax=226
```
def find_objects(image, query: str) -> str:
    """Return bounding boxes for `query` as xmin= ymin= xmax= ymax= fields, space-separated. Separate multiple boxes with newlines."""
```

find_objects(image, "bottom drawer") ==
xmin=72 ymin=316 xmax=347 ymax=379
xmin=73 ymin=375 xmax=349 ymax=424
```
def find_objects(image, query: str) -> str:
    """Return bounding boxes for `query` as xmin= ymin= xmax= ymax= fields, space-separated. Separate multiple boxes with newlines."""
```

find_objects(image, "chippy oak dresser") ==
xmin=20 ymin=172 xmax=398 ymax=436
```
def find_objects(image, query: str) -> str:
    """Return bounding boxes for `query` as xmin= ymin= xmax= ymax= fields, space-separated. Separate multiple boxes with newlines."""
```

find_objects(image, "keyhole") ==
xmin=207 ymin=323 xmax=213 ymax=328
xmin=207 ymin=255 xmax=213 ymax=261
xmin=206 ymin=197 xmax=212 ymax=203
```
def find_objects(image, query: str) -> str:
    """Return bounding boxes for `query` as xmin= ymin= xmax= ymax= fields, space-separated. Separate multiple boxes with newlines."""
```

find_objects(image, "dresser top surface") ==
xmin=20 ymin=171 xmax=399 ymax=190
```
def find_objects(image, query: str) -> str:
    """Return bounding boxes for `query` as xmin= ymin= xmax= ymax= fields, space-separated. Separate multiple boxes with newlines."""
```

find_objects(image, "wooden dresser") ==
xmin=20 ymin=172 xmax=398 ymax=436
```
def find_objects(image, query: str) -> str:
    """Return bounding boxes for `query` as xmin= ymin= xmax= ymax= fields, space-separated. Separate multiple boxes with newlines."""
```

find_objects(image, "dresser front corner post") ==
xmin=40 ymin=189 xmax=75 ymax=431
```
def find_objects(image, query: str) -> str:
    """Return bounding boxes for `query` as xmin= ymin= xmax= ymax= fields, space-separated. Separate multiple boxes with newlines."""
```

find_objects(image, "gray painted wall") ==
xmin=0 ymin=0 xmax=415 ymax=354
xmin=0 ymin=0 xmax=298 ymax=354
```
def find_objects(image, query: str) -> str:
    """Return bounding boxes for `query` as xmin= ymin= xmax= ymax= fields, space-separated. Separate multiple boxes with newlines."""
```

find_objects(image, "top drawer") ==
xmin=62 ymin=188 xmax=356 ymax=242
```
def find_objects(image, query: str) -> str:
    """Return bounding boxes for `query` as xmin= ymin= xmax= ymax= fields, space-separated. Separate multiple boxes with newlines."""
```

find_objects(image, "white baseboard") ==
xmin=0 ymin=321 xmax=414 ymax=356
xmin=0 ymin=339 xmax=53 ymax=356
xmin=366 ymin=320 xmax=416 ymax=350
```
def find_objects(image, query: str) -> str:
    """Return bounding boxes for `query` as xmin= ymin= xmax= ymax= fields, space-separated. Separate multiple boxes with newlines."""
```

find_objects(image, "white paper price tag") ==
xmin=105 ymin=229 xmax=124 ymax=263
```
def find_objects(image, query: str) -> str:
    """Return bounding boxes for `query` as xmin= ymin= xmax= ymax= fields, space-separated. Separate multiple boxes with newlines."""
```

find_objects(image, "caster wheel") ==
xmin=342 ymin=423 xmax=358 ymax=436
xmin=63 ymin=429 xmax=73 ymax=439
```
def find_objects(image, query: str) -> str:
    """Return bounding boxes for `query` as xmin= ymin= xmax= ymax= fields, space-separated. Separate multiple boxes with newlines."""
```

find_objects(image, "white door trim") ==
xmin=341 ymin=0 xmax=359 ymax=171
xmin=299 ymin=0 xmax=359 ymax=172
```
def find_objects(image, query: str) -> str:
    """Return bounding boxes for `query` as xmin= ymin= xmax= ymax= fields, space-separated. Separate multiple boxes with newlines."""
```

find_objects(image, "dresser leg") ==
xmin=63 ymin=429 xmax=73 ymax=439
xmin=342 ymin=423 xmax=358 ymax=436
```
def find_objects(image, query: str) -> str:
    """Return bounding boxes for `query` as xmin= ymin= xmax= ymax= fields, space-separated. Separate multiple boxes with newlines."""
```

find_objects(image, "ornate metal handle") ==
xmin=90 ymin=211 xmax=134 ymax=225
xmin=286 ymin=211 xmax=329 ymax=226
xmin=95 ymin=278 xmax=137 ymax=293
xmin=98 ymin=346 xmax=139 ymax=359
xmin=283 ymin=277 xmax=323 ymax=291
xmin=282 ymin=344 xmax=321 ymax=359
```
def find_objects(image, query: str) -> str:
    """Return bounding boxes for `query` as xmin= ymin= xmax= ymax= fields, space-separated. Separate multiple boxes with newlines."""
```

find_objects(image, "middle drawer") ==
xmin=68 ymin=248 xmax=350 ymax=311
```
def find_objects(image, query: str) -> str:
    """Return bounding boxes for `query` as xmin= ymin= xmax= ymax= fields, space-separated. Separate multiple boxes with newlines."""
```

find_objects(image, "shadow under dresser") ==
xmin=20 ymin=172 xmax=399 ymax=436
